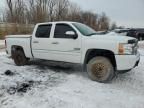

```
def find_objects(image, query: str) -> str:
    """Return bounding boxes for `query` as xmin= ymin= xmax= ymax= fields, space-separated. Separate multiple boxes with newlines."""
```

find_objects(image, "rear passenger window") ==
xmin=36 ymin=24 xmax=52 ymax=38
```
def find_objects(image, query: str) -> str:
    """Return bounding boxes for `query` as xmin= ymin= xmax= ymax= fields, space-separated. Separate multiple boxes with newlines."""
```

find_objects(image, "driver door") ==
xmin=50 ymin=23 xmax=82 ymax=63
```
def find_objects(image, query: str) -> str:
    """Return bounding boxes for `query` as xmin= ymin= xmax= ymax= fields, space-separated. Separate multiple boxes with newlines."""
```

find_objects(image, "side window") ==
xmin=54 ymin=24 xmax=76 ymax=38
xmin=36 ymin=24 xmax=52 ymax=38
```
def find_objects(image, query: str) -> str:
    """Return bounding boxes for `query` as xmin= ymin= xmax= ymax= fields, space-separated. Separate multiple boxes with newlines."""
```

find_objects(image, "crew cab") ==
xmin=5 ymin=21 xmax=140 ymax=83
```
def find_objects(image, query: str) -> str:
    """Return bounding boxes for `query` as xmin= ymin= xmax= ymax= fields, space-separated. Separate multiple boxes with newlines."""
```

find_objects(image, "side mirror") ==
xmin=65 ymin=31 xmax=78 ymax=39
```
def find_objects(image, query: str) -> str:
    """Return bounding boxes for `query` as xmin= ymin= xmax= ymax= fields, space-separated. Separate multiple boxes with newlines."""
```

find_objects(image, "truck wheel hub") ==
xmin=91 ymin=63 xmax=107 ymax=78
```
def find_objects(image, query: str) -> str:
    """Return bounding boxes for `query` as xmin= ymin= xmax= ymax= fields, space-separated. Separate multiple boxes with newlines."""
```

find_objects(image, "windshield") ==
xmin=72 ymin=23 xmax=97 ymax=36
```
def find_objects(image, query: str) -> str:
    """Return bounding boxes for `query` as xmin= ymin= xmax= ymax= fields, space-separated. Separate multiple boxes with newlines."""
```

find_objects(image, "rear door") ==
xmin=32 ymin=24 xmax=54 ymax=59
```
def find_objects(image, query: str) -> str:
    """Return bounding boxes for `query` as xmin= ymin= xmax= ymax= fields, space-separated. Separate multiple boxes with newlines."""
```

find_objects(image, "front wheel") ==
xmin=87 ymin=56 xmax=115 ymax=83
xmin=13 ymin=50 xmax=28 ymax=66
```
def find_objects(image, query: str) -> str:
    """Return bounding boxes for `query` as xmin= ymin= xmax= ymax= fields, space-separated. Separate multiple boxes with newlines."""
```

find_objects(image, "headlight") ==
xmin=118 ymin=43 xmax=135 ymax=55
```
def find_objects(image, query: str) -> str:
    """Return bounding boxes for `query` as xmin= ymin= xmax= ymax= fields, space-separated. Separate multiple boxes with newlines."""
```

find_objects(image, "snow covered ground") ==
xmin=0 ymin=41 xmax=144 ymax=108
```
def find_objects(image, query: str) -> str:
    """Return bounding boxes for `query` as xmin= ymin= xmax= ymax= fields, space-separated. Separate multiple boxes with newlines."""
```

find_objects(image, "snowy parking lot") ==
xmin=0 ymin=40 xmax=144 ymax=108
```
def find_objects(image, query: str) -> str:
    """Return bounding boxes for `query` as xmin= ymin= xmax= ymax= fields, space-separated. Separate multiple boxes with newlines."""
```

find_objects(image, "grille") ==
xmin=131 ymin=39 xmax=138 ymax=55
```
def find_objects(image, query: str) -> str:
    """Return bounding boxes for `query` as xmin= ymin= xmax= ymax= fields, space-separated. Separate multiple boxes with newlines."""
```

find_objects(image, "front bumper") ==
xmin=115 ymin=52 xmax=140 ymax=71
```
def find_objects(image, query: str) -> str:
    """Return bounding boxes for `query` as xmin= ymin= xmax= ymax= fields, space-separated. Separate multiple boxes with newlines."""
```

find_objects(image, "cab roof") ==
xmin=37 ymin=21 xmax=77 ymax=25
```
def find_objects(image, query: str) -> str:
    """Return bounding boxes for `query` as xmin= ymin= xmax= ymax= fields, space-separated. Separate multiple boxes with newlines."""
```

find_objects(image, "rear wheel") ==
xmin=87 ymin=56 xmax=115 ymax=83
xmin=13 ymin=50 xmax=28 ymax=66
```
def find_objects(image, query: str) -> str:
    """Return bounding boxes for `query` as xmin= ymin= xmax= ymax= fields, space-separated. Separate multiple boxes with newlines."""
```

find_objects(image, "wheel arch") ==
xmin=11 ymin=45 xmax=26 ymax=58
xmin=84 ymin=49 xmax=117 ymax=70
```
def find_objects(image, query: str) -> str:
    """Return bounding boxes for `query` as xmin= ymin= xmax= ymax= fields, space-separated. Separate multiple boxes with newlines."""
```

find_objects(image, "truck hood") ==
xmin=6 ymin=35 xmax=31 ymax=38
xmin=90 ymin=34 xmax=136 ymax=43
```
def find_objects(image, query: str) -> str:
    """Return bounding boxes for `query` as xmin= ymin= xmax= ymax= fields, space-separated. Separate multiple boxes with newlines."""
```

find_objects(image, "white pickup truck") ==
xmin=5 ymin=21 xmax=140 ymax=83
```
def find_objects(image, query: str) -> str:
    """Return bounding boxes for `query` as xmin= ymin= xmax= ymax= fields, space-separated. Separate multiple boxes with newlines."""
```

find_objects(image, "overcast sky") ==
xmin=0 ymin=0 xmax=144 ymax=28
xmin=69 ymin=0 xmax=144 ymax=28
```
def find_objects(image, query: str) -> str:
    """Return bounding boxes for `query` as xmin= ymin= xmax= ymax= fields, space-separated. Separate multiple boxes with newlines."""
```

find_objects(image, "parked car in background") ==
xmin=134 ymin=29 xmax=144 ymax=41
xmin=113 ymin=29 xmax=130 ymax=36
xmin=113 ymin=29 xmax=144 ymax=41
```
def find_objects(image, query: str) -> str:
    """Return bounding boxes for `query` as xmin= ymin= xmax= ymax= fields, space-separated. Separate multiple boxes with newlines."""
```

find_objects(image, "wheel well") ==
xmin=11 ymin=45 xmax=25 ymax=58
xmin=84 ymin=49 xmax=117 ymax=70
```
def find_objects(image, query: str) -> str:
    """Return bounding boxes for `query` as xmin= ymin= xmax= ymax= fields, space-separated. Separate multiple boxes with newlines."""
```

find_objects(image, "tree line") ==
xmin=1 ymin=0 xmax=117 ymax=31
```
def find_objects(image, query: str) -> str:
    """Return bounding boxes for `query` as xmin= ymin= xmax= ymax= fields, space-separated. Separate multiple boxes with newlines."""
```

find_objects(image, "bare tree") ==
xmin=15 ymin=0 xmax=26 ymax=23
xmin=55 ymin=0 xmax=69 ymax=20
xmin=98 ymin=13 xmax=110 ymax=31
xmin=6 ymin=0 xmax=26 ymax=23
xmin=6 ymin=0 xmax=14 ymax=22
xmin=110 ymin=22 xmax=117 ymax=30
xmin=48 ymin=0 xmax=57 ymax=21
xmin=81 ymin=11 xmax=99 ymax=30
xmin=26 ymin=0 xmax=45 ymax=23
xmin=4 ymin=0 xmax=113 ymax=33
xmin=67 ymin=2 xmax=82 ymax=22
xmin=26 ymin=0 xmax=37 ymax=23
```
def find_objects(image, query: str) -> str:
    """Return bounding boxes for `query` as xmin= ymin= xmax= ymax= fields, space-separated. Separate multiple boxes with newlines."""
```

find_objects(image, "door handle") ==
xmin=33 ymin=41 xmax=39 ymax=43
xmin=52 ymin=42 xmax=59 ymax=44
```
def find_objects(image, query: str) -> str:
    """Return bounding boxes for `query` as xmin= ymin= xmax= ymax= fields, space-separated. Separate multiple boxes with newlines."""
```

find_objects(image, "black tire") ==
xmin=87 ymin=56 xmax=115 ymax=83
xmin=13 ymin=50 xmax=28 ymax=66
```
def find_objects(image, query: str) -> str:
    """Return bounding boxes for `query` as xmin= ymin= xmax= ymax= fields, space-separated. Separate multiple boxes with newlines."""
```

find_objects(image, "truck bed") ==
xmin=6 ymin=35 xmax=31 ymax=38
xmin=6 ymin=35 xmax=33 ymax=58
